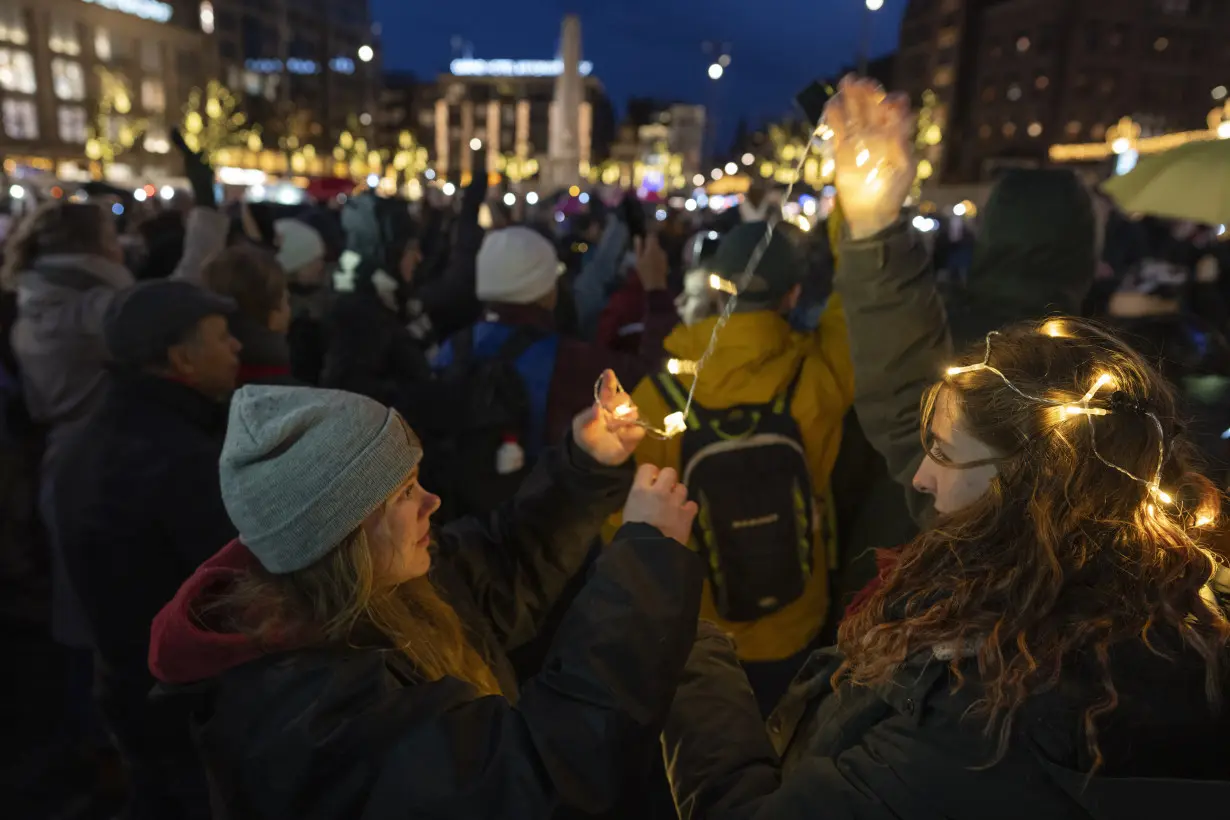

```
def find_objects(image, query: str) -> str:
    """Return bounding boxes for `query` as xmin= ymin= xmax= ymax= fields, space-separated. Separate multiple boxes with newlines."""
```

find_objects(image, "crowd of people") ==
xmin=3 ymin=76 xmax=1230 ymax=819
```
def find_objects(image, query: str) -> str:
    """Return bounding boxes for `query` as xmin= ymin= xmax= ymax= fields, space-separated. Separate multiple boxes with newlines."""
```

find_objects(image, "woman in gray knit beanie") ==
xmin=147 ymin=372 xmax=707 ymax=818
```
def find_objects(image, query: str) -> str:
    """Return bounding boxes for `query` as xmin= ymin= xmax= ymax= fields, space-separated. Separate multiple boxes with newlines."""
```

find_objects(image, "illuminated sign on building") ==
xmin=245 ymin=57 xmax=356 ymax=75
xmin=450 ymin=59 xmax=593 ymax=78
xmin=82 ymin=0 xmax=173 ymax=23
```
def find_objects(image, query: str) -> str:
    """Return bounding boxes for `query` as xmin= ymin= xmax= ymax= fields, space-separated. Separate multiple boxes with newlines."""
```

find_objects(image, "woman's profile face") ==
xmin=913 ymin=388 xmax=1000 ymax=515
xmin=367 ymin=466 xmax=441 ymax=585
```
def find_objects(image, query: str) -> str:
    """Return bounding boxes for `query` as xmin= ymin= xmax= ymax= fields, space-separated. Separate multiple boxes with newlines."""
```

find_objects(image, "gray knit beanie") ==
xmin=220 ymin=385 xmax=422 ymax=574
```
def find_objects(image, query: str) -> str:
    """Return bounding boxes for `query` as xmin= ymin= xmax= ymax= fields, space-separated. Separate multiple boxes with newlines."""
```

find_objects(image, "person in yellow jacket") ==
xmin=614 ymin=219 xmax=853 ymax=714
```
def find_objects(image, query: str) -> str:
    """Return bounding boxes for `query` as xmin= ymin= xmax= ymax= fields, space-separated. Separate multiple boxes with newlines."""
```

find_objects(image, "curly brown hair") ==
xmin=837 ymin=318 xmax=1230 ymax=772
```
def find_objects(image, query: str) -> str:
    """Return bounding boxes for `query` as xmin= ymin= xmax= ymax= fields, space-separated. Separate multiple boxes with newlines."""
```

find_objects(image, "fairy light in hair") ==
xmin=707 ymin=274 xmax=738 ymax=295
xmin=945 ymin=330 xmax=1178 ymax=511
xmin=1041 ymin=319 xmax=1068 ymax=338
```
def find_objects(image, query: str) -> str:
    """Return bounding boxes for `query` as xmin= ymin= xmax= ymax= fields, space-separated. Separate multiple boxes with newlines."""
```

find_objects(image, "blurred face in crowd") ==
xmin=367 ymin=466 xmax=441 ymax=585
xmin=167 ymin=315 xmax=242 ymax=400
xmin=99 ymin=213 xmax=125 ymax=265
xmin=913 ymin=387 xmax=1000 ymax=515
xmin=399 ymin=240 xmax=423 ymax=284
xmin=268 ymin=288 xmax=292 ymax=335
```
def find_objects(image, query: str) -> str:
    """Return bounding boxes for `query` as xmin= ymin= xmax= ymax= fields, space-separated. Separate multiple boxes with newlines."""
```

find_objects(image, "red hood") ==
xmin=149 ymin=539 xmax=272 ymax=685
xmin=843 ymin=547 xmax=903 ymax=622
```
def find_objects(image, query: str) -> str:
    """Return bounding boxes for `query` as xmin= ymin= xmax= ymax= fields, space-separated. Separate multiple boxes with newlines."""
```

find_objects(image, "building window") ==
xmin=1027 ymin=122 xmax=1043 ymax=137
xmin=52 ymin=58 xmax=84 ymax=100
xmin=58 ymin=105 xmax=86 ymax=142
xmin=979 ymin=124 xmax=992 ymax=139
xmin=143 ymin=123 xmax=170 ymax=153
xmin=1003 ymin=122 xmax=1017 ymax=137
xmin=95 ymin=28 xmax=111 ymax=62
xmin=982 ymin=86 xmax=997 ymax=102
xmin=1035 ymin=75 xmax=1050 ymax=90
xmin=141 ymin=41 xmax=162 ymax=72
xmin=3 ymin=98 xmax=37 ymax=138
xmin=1016 ymin=36 xmax=1031 ymax=52
xmin=49 ymin=19 xmax=80 ymax=55
xmin=141 ymin=78 xmax=165 ymax=112
xmin=0 ymin=5 xmax=27 ymax=45
xmin=937 ymin=27 xmax=958 ymax=49
xmin=0 ymin=47 xmax=36 ymax=93
xmin=933 ymin=65 xmax=955 ymax=87
xmin=1091 ymin=123 xmax=1106 ymax=139
xmin=1155 ymin=37 xmax=1169 ymax=52
xmin=1007 ymin=84 xmax=1023 ymax=101
xmin=1066 ymin=120 xmax=1082 ymax=135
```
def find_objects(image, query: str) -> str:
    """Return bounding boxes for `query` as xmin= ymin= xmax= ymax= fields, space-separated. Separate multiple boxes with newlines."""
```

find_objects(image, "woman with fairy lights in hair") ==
xmin=660 ymin=78 xmax=1230 ymax=819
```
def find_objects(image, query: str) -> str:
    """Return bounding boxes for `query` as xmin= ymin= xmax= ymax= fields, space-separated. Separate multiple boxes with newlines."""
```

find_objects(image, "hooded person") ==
xmin=615 ymin=220 xmax=854 ymax=715
xmin=50 ymin=279 xmax=242 ymax=820
xmin=945 ymin=169 xmax=1096 ymax=348
xmin=145 ymin=377 xmax=707 ymax=818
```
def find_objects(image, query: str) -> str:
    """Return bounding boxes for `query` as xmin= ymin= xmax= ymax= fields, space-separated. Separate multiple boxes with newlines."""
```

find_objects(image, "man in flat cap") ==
xmin=49 ymin=279 xmax=242 ymax=819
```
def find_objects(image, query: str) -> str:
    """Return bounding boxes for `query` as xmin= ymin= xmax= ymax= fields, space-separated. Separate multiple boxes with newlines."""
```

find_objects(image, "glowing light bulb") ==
xmin=612 ymin=403 xmax=634 ymax=418
xmin=855 ymin=148 xmax=870 ymax=167
xmin=708 ymin=274 xmax=737 ymax=295
xmin=1079 ymin=373 xmax=1114 ymax=404
xmin=1041 ymin=320 xmax=1067 ymax=338
xmin=1061 ymin=405 xmax=1110 ymax=416
xmin=945 ymin=363 xmax=984 ymax=376
xmin=1152 ymin=487 xmax=1174 ymax=506
xmin=1196 ymin=514 xmax=1215 ymax=528
xmin=663 ymin=412 xmax=687 ymax=437
xmin=667 ymin=358 xmax=697 ymax=376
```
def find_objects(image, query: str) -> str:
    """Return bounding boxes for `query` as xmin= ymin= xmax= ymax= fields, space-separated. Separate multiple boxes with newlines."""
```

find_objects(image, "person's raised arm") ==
xmin=575 ymin=210 xmax=632 ymax=339
xmin=828 ymin=77 xmax=952 ymax=524
xmin=437 ymin=370 xmax=650 ymax=650
xmin=169 ymin=128 xmax=229 ymax=285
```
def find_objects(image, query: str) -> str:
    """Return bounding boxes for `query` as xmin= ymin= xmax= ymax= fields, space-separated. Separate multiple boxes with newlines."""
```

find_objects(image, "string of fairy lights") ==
xmin=946 ymin=322 xmax=1205 ymax=524
xmin=595 ymin=111 xmax=831 ymax=439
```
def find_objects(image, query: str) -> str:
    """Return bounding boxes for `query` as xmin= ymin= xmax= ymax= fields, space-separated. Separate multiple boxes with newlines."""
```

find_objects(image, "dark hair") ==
xmin=838 ymin=318 xmax=1230 ymax=772
xmin=2 ymin=202 xmax=113 ymax=289
xmin=202 ymin=246 xmax=287 ymax=324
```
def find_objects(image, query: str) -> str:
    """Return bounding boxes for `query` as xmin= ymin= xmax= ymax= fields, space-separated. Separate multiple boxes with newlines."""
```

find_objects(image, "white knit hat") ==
xmin=476 ymin=226 xmax=562 ymax=304
xmin=275 ymin=218 xmax=325 ymax=274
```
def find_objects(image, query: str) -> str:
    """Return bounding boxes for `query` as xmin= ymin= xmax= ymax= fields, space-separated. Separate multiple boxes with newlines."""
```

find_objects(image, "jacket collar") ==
xmin=23 ymin=253 xmax=134 ymax=292
xmin=482 ymin=302 xmax=557 ymax=332
xmin=110 ymin=371 xmax=229 ymax=433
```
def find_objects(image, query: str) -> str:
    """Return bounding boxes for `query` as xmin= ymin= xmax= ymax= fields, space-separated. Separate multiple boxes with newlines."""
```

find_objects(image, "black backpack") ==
xmin=433 ymin=326 xmax=544 ymax=521
xmin=653 ymin=363 xmax=820 ymax=622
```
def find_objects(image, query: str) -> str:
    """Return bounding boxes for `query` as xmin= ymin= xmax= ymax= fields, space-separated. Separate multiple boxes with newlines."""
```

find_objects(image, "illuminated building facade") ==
xmin=415 ymin=52 xmax=614 ymax=186
xmin=0 ymin=0 xmax=207 ymax=181
xmin=896 ymin=0 xmax=1230 ymax=182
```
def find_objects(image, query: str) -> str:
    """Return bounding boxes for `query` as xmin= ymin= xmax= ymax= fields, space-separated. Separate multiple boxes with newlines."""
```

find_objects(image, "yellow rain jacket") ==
xmin=614 ymin=297 xmax=853 ymax=662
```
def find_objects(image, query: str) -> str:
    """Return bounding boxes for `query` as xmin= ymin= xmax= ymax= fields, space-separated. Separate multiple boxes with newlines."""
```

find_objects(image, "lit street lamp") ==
xmin=358 ymin=45 xmax=374 ymax=63
xmin=866 ymin=0 xmax=883 ymax=10
xmin=708 ymin=63 xmax=724 ymax=80
xmin=860 ymin=0 xmax=882 ymax=75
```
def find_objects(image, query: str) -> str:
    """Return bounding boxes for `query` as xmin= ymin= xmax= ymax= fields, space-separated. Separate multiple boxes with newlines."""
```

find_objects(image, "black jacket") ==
xmin=663 ymin=612 xmax=1230 ymax=819
xmin=149 ymin=440 xmax=705 ymax=819
xmin=52 ymin=373 xmax=235 ymax=684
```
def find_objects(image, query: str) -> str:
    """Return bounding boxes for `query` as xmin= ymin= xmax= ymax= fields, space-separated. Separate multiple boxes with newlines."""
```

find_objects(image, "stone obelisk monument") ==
xmin=545 ymin=14 xmax=582 ymax=191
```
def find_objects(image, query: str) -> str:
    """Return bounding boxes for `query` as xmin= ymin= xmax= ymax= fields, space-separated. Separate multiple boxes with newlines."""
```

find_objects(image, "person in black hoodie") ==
xmin=147 ymin=374 xmax=704 ymax=818
xmin=50 ymin=280 xmax=242 ymax=820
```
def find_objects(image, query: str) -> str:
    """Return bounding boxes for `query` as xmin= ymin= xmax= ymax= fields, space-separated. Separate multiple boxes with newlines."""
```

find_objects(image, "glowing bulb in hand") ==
xmin=663 ymin=412 xmax=687 ymax=437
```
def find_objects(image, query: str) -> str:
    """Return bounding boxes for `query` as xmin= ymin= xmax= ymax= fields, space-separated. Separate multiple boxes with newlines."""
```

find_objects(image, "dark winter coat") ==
xmin=433 ymin=299 xmax=675 ymax=453
xmin=229 ymin=315 xmax=295 ymax=386
xmin=148 ymin=439 xmax=705 ymax=819
xmin=664 ymin=603 xmax=1230 ymax=819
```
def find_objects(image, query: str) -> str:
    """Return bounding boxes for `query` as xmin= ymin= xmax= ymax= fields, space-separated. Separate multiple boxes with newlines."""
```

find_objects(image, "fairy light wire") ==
xmin=945 ymin=328 xmax=1175 ymax=510
xmin=594 ymin=109 xmax=828 ymax=440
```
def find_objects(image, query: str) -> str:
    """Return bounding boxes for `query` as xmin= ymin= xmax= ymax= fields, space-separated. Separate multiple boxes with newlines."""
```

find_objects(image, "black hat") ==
xmin=104 ymin=281 xmax=236 ymax=368
xmin=708 ymin=221 xmax=805 ymax=311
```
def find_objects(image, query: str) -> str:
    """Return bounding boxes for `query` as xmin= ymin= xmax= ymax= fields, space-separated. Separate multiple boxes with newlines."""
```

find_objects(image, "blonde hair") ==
xmin=209 ymin=494 xmax=501 ymax=696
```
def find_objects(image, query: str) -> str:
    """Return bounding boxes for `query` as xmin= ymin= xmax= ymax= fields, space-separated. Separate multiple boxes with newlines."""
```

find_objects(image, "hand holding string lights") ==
xmin=824 ymin=76 xmax=917 ymax=241
xmin=946 ymin=321 xmax=1197 ymax=523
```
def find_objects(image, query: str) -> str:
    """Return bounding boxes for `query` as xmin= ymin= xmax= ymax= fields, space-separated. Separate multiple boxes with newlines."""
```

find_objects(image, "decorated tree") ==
xmin=85 ymin=68 xmax=148 ymax=176
xmin=180 ymin=80 xmax=261 ymax=164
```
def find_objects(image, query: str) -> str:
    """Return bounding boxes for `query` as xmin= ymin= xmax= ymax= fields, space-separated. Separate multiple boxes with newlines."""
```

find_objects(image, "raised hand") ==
xmin=824 ymin=75 xmax=916 ymax=240
xmin=573 ymin=369 xmax=646 ymax=466
xmin=621 ymin=464 xmax=699 ymax=545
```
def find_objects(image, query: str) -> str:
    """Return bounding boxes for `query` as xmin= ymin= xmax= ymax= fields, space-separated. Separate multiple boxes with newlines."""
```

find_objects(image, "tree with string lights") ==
xmin=180 ymin=80 xmax=262 ymax=164
xmin=84 ymin=68 xmax=147 ymax=177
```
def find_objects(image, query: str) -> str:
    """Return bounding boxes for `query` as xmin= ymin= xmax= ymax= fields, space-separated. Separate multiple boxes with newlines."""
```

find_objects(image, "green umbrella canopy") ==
xmin=1102 ymin=138 xmax=1230 ymax=226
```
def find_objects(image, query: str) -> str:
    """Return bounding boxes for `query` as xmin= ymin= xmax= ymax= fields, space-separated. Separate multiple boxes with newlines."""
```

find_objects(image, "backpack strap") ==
xmin=772 ymin=357 xmax=808 ymax=416
xmin=652 ymin=372 xmax=701 ymax=430
xmin=496 ymin=326 xmax=545 ymax=364
xmin=443 ymin=326 xmax=475 ymax=381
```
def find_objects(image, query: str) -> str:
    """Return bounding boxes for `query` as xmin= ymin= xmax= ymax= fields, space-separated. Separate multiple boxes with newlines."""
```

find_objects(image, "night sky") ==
xmin=370 ymin=0 xmax=905 ymax=142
